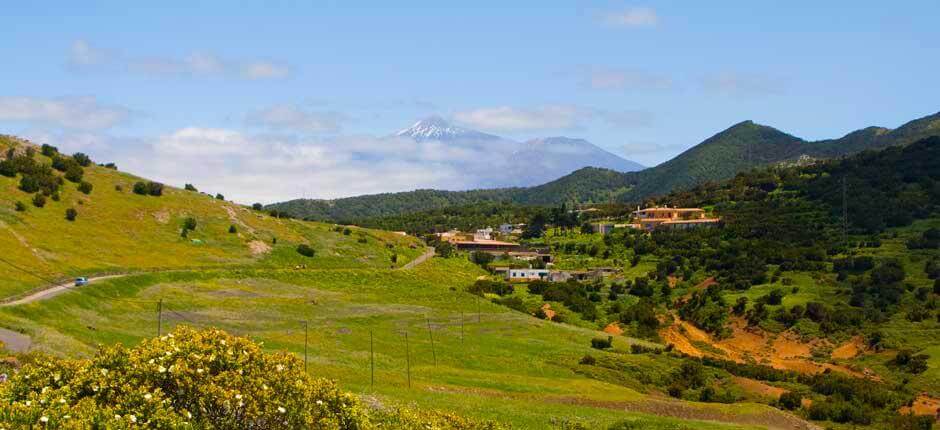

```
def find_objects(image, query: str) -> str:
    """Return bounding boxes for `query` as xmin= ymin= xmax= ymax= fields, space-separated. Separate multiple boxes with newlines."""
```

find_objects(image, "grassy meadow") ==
xmin=0 ymin=257 xmax=791 ymax=429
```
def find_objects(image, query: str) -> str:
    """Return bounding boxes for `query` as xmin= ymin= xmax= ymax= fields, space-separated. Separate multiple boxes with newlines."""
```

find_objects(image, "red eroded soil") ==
xmin=831 ymin=336 xmax=864 ymax=360
xmin=602 ymin=322 xmax=623 ymax=335
xmin=900 ymin=395 xmax=940 ymax=416
xmin=660 ymin=316 xmax=874 ymax=379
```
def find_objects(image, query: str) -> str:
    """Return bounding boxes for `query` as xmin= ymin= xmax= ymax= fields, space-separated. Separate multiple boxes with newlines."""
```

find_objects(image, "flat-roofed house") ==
xmin=507 ymin=268 xmax=549 ymax=281
xmin=631 ymin=206 xmax=720 ymax=231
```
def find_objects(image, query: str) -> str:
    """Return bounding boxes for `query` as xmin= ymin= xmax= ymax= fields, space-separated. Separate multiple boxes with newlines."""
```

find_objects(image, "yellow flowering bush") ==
xmin=0 ymin=326 xmax=368 ymax=429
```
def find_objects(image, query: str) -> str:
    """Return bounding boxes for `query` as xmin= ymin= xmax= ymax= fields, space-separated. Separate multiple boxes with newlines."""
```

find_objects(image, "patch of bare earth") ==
xmin=540 ymin=303 xmax=556 ymax=321
xmin=249 ymin=240 xmax=271 ymax=256
xmin=900 ymin=395 xmax=940 ymax=416
xmin=603 ymin=322 xmax=623 ymax=335
xmin=732 ymin=376 xmax=786 ymax=400
xmin=831 ymin=335 xmax=864 ymax=360
xmin=152 ymin=209 xmax=170 ymax=224
xmin=660 ymin=317 xmax=873 ymax=379
xmin=223 ymin=205 xmax=256 ymax=234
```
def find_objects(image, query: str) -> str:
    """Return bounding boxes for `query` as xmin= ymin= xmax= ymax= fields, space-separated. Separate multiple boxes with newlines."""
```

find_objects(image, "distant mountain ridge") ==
xmin=395 ymin=115 xmax=501 ymax=142
xmin=387 ymin=116 xmax=644 ymax=189
xmin=269 ymin=111 xmax=940 ymax=221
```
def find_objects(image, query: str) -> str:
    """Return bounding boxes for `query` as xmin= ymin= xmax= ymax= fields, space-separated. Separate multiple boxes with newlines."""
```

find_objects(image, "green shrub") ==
xmin=65 ymin=208 xmax=77 ymax=221
xmin=64 ymin=164 xmax=84 ymax=183
xmin=252 ymin=203 xmax=263 ymax=210
xmin=590 ymin=336 xmax=613 ymax=350
xmin=51 ymin=192 xmax=60 ymax=201
xmin=778 ymin=391 xmax=802 ymax=410
xmin=342 ymin=228 xmax=352 ymax=236
xmin=182 ymin=217 xmax=197 ymax=231
xmin=133 ymin=181 xmax=148 ymax=195
xmin=14 ymin=201 xmax=26 ymax=212
xmin=467 ymin=280 xmax=513 ymax=296
xmin=148 ymin=182 xmax=164 ymax=196
xmin=72 ymin=152 xmax=91 ymax=167
xmin=40 ymin=144 xmax=58 ymax=157
xmin=215 ymin=193 xmax=225 ymax=200
xmin=579 ymin=354 xmax=596 ymax=365
xmin=184 ymin=183 xmax=198 ymax=191
xmin=78 ymin=180 xmax=93 ymax=194
xmin=229 ymin=225 xmax=237 ymax=234
xmin=297 ymin=244 xmax=316 ymax=257
xmin=32 ymin=194 xmax=46 ymax=208
xmin=493 ymin=296 xmax=526 ymax=312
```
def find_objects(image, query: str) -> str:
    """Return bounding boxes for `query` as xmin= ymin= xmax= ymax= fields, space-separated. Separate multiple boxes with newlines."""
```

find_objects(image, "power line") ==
xmin=0 ymin=256 xmax=61 ymax=285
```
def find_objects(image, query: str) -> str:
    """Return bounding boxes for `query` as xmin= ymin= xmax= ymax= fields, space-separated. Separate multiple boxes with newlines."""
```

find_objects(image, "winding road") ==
xmin=0 ymin=274 xmax=128 ymax=307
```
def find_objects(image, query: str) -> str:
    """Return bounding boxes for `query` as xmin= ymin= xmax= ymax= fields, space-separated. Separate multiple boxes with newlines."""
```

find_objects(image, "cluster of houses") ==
xmin=433 ymin=206 xmax=718 ymax=283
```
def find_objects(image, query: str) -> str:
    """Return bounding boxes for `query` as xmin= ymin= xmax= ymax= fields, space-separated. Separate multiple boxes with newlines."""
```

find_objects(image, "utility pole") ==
xmin=370 ymin=330 xmax=375 ymax=389
xmin=157 ymin=299 xmax=163 ymax=337
xmin=404 ymin=331 xmax=411 ymax=389
xmin=426 ymin=317 xmax=436 ymax=366
xmin=477 ymin=297 xmax=481 ymax=323
xmin=303 ymin=320 xmax=309 ymax=370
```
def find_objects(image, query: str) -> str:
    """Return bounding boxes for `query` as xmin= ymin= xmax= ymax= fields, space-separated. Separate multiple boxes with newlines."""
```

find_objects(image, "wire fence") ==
xmin=123 ymin=296 xmax=533 ymax=392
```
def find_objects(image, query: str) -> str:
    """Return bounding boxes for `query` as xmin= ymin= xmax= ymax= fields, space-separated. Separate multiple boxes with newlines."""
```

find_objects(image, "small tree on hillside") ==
xmin=64 ymin=165 xmax=84 ymax=183
xmin=252 ymin=203 xmax=263 ymax=210
xmin=65 ymin=208 xmax=78 ymax=221
xmin=147 ymin=182 xmax=164 ymax=196
xmin=40 ymin=144 xmax=58 ymax=157
xmin=297 ymin=244 xmax=315 ymax=257
xmin=78 ymin=181 xmax=93 ymax=194
xmin=182 ymin=217 xmax=197 ymax=231
xmin=215 ymin=193 xmax=224 ymax=200
xmin=32 ymin=194 xmax=46 ymax=208
xmin=14 ymin=201 xmax=26 ymax=212
xmin=133 ymin=181 xmax=148 ymax=195
xmin=228 ymin=225 xmax=237 ymax=234
xmin=72 ymin=152 xmax=92 ymax=167
xmin=184 ymin=183 xmax=198 ymax=192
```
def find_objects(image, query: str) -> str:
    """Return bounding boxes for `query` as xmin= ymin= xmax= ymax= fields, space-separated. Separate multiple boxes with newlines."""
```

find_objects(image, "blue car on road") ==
xmin=74 ymin=277 xmax=89 ymax=286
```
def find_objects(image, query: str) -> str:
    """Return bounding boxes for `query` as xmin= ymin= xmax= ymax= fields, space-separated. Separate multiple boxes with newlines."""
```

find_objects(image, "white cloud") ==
xmin=0 ymin=96 xmax=130 ymax=130
xmin=68 ymin=40 xmax=109 ymax=67
xmin=246 ymin=105 xmax=344 ymax=132
xmin=700 ymin=72 xmax=787 ymax=97
xmin=601 ymin=7 xmax=658 ymax=28
xmin=454 ymin=105 xmax=583 ymax=132
xmin=112 ymin=128 xmax=494 ymax=203
xmin=67 ymin=40 xmax=291 ymax=80
xmin=241 ymin=62 xmax=291 ymax=80
xmin=583 ymin=67 xmax=673 ymax=91
xmin=454 ymin=105 xmax=652 ymax=132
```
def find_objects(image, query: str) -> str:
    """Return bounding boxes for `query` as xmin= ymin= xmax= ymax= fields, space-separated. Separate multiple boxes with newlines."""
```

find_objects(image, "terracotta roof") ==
xmin=661 ymin=218 xmax=721 ymax=224
xmin=454 ymin=239 xmax=519 ymax=246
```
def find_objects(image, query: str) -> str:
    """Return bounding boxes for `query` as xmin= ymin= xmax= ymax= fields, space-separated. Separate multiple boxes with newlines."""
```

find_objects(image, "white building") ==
xmin=507 ymin=269 xmax=549 ymax=281
xmin=474 ymin=228 xmax=494 ymax=241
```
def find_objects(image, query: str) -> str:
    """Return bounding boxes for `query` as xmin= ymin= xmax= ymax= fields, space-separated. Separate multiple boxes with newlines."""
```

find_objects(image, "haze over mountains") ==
xmin=393 ymin=116 xmax=644 ymax=188
xmin=270 ymin=111 xmax=940 ymax=221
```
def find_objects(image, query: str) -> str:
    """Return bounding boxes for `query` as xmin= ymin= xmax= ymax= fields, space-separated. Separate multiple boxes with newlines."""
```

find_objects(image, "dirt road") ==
xmin=0 ymin=274 xmax=128 ymax=307
xmin=399 ymin=247 xmax=435 ymax=270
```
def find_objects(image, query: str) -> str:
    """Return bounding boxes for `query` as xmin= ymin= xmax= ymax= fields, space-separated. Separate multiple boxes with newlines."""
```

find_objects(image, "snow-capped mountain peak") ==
xmin=395 ymin=115 xmax=499 ymax=142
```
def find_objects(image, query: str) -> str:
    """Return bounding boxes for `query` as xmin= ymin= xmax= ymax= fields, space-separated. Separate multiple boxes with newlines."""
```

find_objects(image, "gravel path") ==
xmin=399 ymin=247 xmax=435 ymax=270
xmin=0 ymin=274 xmax=127 ymax=307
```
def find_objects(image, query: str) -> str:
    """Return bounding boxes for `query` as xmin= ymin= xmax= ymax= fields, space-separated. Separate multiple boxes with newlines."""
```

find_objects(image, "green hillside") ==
xmin=0 ymin=136 xmax=423 ymax=298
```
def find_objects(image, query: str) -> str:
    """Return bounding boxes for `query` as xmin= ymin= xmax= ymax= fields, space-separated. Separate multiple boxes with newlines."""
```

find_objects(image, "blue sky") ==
xmin=1 ymin=1 xmax=938 ymax=202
